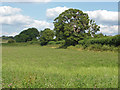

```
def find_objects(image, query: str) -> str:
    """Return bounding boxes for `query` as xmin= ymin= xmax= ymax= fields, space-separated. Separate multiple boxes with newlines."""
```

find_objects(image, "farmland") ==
xmin=2 ymin=45 xmax=118 ymax=88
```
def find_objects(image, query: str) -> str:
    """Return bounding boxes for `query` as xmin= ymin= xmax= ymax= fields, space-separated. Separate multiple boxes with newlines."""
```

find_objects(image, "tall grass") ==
xmin=2 ymin=45 xmax=118 ymax=88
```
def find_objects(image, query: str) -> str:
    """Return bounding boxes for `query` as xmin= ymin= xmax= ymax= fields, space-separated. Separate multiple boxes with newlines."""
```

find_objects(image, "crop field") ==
xmin=2 ymin=45 xmax=118 ymax=88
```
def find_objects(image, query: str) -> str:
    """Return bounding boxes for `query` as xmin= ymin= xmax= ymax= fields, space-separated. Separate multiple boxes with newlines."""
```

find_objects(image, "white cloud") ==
xmin=24 ymin=20 xmax=54 ymax=30
xmin=85 ymin=10 xmax=118 ymax=25
xmin=1 ymin=6 xmax=118 ymax=36
xmin=0 ymin=6 xmax=31 ymax=25
xmin=47 ymin=8 xmax=118 ymax=25
xmin=0 ymin=13 xmax=53 ymax=30
xmin=1 ymin=6 xmax=54 ymax=36
xmin=0 ymin=15 xmax=32 ymax=25
xmin=1 ymin=0 xmax=51 ymax=2
xmin=0 ymin=6 xmax=53 ymax=29
xmin=46 ymin=6 xmax=69 ymax=20
xmin=99 ymin=24 xmax=118 ymax=35
xmin=2 ymin=32 xmax=19 ymax=36
xmin=0 ymin=6 xmax=21 ymax=16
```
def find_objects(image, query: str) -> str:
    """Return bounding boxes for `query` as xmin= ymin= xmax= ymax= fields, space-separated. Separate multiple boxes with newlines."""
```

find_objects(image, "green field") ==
xmin=2 ymin=45 xmax=118 ymax=88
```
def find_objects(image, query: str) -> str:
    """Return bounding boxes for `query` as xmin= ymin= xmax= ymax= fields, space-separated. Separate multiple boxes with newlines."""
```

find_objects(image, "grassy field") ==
xmin=2 ymin=45 xmax=118 ymax=88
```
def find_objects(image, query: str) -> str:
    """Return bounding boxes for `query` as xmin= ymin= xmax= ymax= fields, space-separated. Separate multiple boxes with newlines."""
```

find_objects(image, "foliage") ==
xmin=54 ymin=8 xmax=100 ymax=46
xmin=78 ymin=35 xmax=120 ymax=47
xmin=28 ymin=41 xmax=40 ymax=45
xmin=47 ymin=40 xmax=65 ymax=45
xmin=14 ymin=34 xmax=29 ymax=42
xmin=86 ymin=44 xmax=102 ymax=51
xmin=8 ymin=39 xmax=16 ymax=43
xmin=94 ymin=33 xmax=104 ymax=38
xmin=40 ymin=28 xmax=54 ymax=45
xmin=47 ymin=41 xmax=56 ymax=45
xmin=56 ymin=40 xmax=65 ymax=44
xmin=2 ymin=35 xmax=14 ymax=40
xmin=14 ymin=28 xmax=39 ymax=42
xmin=88 ymin=20 xmax=100 ymax=37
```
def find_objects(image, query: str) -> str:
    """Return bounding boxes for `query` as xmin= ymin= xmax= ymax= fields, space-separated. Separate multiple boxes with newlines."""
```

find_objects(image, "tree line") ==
xmin=3 ymin=8 xmax=120 ymax=47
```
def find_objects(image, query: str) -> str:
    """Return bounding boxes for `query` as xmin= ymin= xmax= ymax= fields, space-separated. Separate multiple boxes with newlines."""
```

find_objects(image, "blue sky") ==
xmin=2 ymin=2 xmax=118 ymax=20
xmin=0 ymin=2 xmax=118 ymax=36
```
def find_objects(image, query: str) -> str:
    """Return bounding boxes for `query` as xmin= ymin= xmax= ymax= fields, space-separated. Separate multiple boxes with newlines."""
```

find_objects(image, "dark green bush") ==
xmin=78 ymin=35 xmax=120 ymax=47
xmin=8 ymin=39 xmax=16 ymax=43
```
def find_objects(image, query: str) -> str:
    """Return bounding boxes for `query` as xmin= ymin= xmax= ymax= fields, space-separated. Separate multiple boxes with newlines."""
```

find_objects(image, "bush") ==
xmin=28 ymin=41 xmax=40 ymax=45
xmin=67 ymin=46 xmax=75 ymax=49
xmin=8 ymin=39 xmax=16 ymax=43
xmin=87 ymin=44 xmax=102 ymax=51
xmin=78 ymin=35 xmax=120 ymax=47
xmin=101 ymin=45 xmax=111 ymax=51
xmin=56 ymin=40 xmax=65 ymax=44
xmin=75 ymin=45 xmax=83 ymax=48
xmin=78 ymin=40 xmax=85 ymax=45
xmin=47 ymin=41 xmax=56 ymax=45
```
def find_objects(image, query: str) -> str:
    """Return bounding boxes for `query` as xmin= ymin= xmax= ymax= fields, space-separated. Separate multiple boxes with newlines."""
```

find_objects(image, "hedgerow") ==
xmin=78 ymin=35 xmax=120 ymax=47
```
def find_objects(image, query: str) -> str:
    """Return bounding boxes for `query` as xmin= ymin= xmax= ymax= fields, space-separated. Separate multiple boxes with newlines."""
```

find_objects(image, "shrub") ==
xmin=101 ymin=45 xmax=111 ymax=51
xmin=8 ymin=39 xmax=16 ymax=43
xmin=78 ymin=40 xmax=85 ymax=45
xmin=75 ymin=45 xmax=83 ymax=48
xmin=47 ymin=41 xmax=56 ymax=45
xmin=56 ymin=40 xmax=65 ymax=44
xmin=78 ymin=35 xmax=120 ymax=47
xmin=87 ymin=44 xmax=102 ymax=51
xmin=28 ymin=41 xmax=40 ymax=45
xmin=67 ymin=45 xmax=75 ymax=49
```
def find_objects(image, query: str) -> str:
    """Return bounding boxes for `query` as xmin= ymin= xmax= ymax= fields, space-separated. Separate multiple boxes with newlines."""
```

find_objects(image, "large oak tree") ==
xmin=54 ymin=8 xmax=100 ymax=46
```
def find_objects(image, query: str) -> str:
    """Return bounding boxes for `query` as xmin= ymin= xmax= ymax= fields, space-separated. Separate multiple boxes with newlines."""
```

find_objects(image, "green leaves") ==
xmin=54 ymin=8 xmax=100 ymax=46
xmin=14 ymin=28 xmax=39 ymax=42
xmin=89 ymin=20 xmax=100 ymax=37
xmin=40 ymin=28 xmax=54 ymax=45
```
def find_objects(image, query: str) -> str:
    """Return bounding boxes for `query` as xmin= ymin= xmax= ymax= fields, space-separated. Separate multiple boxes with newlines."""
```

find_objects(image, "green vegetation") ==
xmin=0 ymin=36 xmax=14 ymax=43
xmin=78 ymin=35 xmax=120 ymax=47
xmin=1 ymin=8 xmax=119 ymax=88
xmin=40 ymin=28 xmax=54 ymax=45
xmin=14 ymin=28 xmax=39 ymax=42
xmin=8 ymin=39 xmax=16 ymax=43
xmin=1 ymin=8 xmax=119 ymax=51
xmin=54 ymin=8 xmax=100 ymax=46
xmin=2 ymin=45 xmax=118 ymax=88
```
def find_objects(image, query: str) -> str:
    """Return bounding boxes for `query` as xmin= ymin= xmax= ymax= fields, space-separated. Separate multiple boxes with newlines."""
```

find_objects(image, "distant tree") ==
xmin=14 ymin=34 xmax=29 ymax=42
xmin=40 ymin=28 xmax=54 ymax=45
xmin=54 ymin=8 xmax=100 ymax=46
xmin=2 ymin=35 xmax=14 ymax=40
xmin=14 ymin=28 xmax=39 ymax=42
xmin=8 ymin=39 xmax=16 ymax=43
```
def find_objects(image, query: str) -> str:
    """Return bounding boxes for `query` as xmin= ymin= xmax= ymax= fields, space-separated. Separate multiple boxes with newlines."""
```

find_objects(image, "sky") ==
xmin=0 ymin=1 xmax=119 ymax=36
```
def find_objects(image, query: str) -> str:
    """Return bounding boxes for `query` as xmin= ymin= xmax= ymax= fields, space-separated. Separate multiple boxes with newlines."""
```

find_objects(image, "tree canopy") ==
xmin=39 ymin=28 xmax=54 ymax=45
xmin=14 ymin=28 xmax=39 ymax=42
xmin=54 ymin=8 xmax=100 ymax=46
